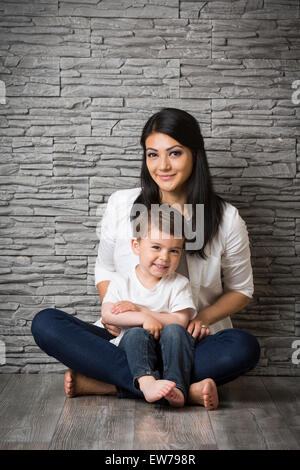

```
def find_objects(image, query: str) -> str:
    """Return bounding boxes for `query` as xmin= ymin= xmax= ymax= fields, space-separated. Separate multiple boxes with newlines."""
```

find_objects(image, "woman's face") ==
xmin=145 ymin=132 xmax=194 ymax=195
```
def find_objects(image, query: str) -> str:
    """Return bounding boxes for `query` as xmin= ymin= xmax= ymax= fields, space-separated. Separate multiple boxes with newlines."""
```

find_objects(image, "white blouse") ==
xmin=94 ymin=187 xmax=254 ymax=335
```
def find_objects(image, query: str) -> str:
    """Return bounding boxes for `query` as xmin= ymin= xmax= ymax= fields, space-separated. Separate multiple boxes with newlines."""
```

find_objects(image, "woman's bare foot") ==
xmin=165 ymin=387 xmax=185 ymax=408
xmin=64 ymin=369 xmax=117 ymax=398
xmin=187 ymin=378 xmax=219 ymax=410
xmin=138 ymin=375 xmax=176 ymax=403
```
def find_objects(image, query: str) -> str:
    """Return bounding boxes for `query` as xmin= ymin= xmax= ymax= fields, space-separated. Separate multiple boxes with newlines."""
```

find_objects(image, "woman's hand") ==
xmin=102 ymin=322 xmax=122 ymax=337
xmin=187 ymin=315 xmax=210 ymax=341
xmin=143 ymin=316 xmax=163 ymax=340
xmin=111 ymin=301 xmax=139 ymax=314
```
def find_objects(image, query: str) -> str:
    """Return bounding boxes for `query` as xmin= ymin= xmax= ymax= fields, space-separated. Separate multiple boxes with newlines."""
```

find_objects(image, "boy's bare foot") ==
xmin=138 ymin=376 xmax=176 ymax=403
xmin=165 ymin=387 xmax=185 ymax=408
xmin=64 ymin=369 xmax=117 ymax=398
xmin=187 ymin=378 xmax=219 ymax=410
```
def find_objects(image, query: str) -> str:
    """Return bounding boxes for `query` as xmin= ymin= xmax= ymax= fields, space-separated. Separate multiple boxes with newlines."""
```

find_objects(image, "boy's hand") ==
xmin=143 ymin=316 xmax=163 ymax=340
xmin=111 ymin=301 xmax=139 ymax=314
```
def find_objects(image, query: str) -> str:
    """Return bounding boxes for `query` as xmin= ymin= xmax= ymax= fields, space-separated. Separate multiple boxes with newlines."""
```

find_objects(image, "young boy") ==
xmin=101 ymin=205 xmax=197 ymax=408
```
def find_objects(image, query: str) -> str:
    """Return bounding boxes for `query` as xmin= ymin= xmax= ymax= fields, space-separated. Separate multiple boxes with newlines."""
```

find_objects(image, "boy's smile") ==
xmin=131 ymin=227 xmax=184 ymax=287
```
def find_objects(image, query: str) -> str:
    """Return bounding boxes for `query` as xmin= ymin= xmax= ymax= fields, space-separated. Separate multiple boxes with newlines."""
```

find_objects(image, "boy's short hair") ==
xmin=131 ymin=203 xmax=186 ymax=244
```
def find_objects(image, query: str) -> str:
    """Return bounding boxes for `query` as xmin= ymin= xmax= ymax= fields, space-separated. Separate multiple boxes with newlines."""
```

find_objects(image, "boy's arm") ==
xmin=101 ymin=302 xmax=148 ymax=328
xmin=139 ymin=307 xmax=193 ymax=329
xmin=141 ymin=277 xmax=197 ymax=329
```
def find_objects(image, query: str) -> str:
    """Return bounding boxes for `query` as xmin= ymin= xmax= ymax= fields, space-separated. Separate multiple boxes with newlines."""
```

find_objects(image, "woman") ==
xmin=31 ymin=108 xmax=260 ymax=409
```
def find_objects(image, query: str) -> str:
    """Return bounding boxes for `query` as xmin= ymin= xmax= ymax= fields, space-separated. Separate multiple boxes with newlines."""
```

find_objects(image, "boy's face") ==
xmin=131 ymin=226 xmax=184 ymax=279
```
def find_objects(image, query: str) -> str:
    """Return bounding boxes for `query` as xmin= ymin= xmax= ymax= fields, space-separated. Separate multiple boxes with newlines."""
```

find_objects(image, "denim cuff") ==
xmin=134 ymin=370 xmax=160 ymax=390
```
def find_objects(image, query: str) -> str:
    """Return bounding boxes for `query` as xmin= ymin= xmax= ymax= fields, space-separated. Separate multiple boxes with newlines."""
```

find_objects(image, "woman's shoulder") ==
xmin=218 ymin=201 xmax=247 ymax=240
xmin=221 ymin=201 xmax=239 ymax=224
xmin=203 ymin=201 xmax=241 ymax=251
xmin=108 ymin=187 xmax=142 ymax=205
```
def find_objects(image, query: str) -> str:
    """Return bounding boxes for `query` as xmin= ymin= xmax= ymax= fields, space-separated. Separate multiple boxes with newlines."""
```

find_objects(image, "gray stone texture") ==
xmin=0 ymin=0 xmax=300 ymax=375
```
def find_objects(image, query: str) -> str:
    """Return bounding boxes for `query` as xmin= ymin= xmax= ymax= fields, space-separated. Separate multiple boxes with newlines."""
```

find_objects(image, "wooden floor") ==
xmin=0 ymin=374 xmax=299 ymax=450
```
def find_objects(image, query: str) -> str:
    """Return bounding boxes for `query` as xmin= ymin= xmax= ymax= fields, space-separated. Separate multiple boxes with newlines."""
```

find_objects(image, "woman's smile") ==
xmin=158 ymin=174 xmax=176 ymax=181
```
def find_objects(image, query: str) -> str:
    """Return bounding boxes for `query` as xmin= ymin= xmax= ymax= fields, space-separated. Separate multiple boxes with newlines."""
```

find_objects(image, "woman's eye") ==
xmin=170 ymin=151 xmax=182 ymax=157
xmin=147 ymin=151 xmax=182 ymax=158
xmin=152 ymin=246 xmax=160 ymax=250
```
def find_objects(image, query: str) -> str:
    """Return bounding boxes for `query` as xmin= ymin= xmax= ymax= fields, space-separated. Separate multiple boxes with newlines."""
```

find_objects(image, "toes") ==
xmin=204 ymin=393 xmax=217 ymax=410
xmin=202 ymin=380 xmax=218 ymax=409
xmin=166 ymin=389 xmax=185 ymax=408
xmin=66 ymin=377 xmax=73 ymax=385
xmin=66 ymin=379 xmax=73 ymax=391
xmin=65 ymin=371 xmax=74 ymax=385
xmin=169 ymin=390 xmax=179 ymax=400
xmin=64 ymin=371 xmax=76 ymax=397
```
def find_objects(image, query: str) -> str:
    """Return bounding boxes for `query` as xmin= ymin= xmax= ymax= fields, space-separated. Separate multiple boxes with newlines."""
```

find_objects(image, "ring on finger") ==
xmin=201 ymin=324 xmax=207 ymax=329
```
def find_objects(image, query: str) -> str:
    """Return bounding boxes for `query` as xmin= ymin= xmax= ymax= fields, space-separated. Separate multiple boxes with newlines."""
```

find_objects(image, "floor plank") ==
xmin=290 ymin=426 xmax=300 ymax=444
xmin=261 ymin=377 xmax=300 ymax=427
xmin=209 ymin=376 xmax=300 ymax=450
xmin=262 ymin=376 xmax=300 ymax=446
xmin=133 ymin=400 xmax=217 ymax=450
xmin=0 ymin=375 xmax=300 ymax=450
xmin=0 ymin=374 xmax=66 ymax=450
xmin=49 ymin=395 xmax=136 ymax=450
xmin=0 ymin=374 xmax=12 ymax=395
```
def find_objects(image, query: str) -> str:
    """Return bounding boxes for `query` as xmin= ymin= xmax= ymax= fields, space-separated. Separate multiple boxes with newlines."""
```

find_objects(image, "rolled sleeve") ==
xmin=102 ymin=279 xmax=121 ymax=304
xmin=94 ymin=191 xmax=119 ymax=287
xmin=221 ymin=207 xmax=254 ymax=299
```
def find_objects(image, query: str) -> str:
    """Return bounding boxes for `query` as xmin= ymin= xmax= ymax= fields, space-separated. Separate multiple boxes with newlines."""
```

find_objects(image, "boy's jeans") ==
xmin=118 ymin=323 xmax=195 ymax=402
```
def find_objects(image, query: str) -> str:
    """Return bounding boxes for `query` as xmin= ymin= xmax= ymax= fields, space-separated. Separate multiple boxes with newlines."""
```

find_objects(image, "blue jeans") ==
xmin=118 ymin=324 xmax=195 ymax=402
xmin=31 ymin=308 xmax=261 ymax=402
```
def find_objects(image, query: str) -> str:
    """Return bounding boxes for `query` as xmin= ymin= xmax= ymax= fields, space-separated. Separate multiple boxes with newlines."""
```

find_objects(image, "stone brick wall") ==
xmin=0 ymin=0 xmax=300 ymax=375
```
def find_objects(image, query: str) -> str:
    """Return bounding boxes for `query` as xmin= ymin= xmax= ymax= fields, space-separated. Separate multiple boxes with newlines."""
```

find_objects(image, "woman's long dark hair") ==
xmin=131 ymin=108 xmax=226 ymax=259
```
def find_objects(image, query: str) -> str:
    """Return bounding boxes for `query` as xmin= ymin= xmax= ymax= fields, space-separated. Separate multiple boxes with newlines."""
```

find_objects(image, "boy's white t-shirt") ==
xmin=99 ymin=265 xmax=197 ymax=347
